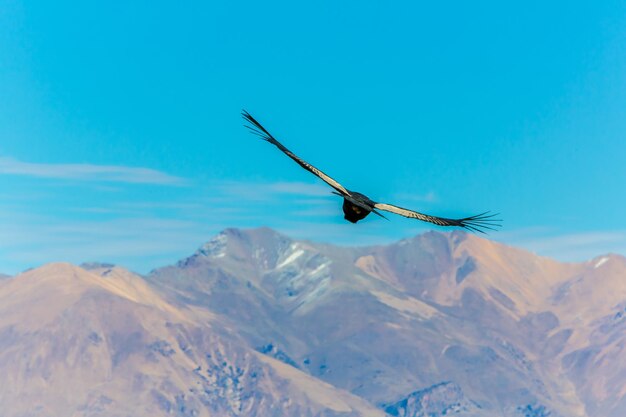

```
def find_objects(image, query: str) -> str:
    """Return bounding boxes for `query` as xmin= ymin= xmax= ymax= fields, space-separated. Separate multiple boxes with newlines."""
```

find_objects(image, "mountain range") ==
xmin=1 ymin=227 xmax=624 ymax=417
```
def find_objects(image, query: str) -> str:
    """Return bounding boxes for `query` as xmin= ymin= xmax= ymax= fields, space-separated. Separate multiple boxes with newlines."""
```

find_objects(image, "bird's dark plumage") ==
xmin=242 ymin=110 xmax=501 ymax=233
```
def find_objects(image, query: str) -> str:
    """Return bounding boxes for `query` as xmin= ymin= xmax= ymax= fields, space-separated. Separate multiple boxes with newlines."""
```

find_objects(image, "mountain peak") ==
xmin=197 ymin=230 xmax=230 ymax=258
xmin=80 ymin=261 xmax=116 ymax=271
xmin=200 ymin=227 xmax=290 ymax=253
xmin=8 ymin=262 xmax=164 ymax=307
xmin=176 ymin=227 xmax=295 ymax=270
xmin=16 ymin=261 xmax=87 ymax=279
xmin=587 ymin=253 xmax=626 ymax=269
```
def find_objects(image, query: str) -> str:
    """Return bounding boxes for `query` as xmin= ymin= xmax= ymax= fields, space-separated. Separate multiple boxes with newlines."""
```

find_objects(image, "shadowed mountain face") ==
xmin=1 ymin=228 xmax=625 ymax=416
xmin=382 ymin=382 xmax=482 ymax=417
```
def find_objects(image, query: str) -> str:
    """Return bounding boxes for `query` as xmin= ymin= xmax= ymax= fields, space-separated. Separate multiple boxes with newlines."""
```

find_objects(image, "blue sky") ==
xmin=1 ymin=1 xmax=625 ymax=274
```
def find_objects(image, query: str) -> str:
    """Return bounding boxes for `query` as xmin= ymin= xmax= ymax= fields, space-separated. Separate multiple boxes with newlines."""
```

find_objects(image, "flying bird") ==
xmin=242 ymin=110 xmax=501 ymax=234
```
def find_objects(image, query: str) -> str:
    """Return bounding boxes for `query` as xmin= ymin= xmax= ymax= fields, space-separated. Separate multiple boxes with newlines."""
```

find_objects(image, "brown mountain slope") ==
xmin=0 ymin=262 xmax=386 ymax=417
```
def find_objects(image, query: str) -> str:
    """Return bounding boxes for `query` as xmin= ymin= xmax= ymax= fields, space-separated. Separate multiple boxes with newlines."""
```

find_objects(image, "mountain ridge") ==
xmin=1 ymin=227 xmax=625 ymax=416
xmin=0 ymin=258 xmax=387 ymax=417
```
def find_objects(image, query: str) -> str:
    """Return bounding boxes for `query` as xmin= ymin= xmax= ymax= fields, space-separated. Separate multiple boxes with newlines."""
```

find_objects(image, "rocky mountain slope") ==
xmin=1 ymin=228 xmax=625 ymax=416
xmin=0 ymin=262 xmax=384 ymax=417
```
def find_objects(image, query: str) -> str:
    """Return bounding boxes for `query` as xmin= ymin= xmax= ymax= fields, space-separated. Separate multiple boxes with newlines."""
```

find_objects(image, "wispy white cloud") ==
xmin=0 ymin=156 xmax=187 ymax=186
xmin=521 ymin=231 xmax=625 ymax=251
xmin=265 ymin=181 xmax=330 ymax=196
xmin=0 ymin=215 xmax=220 ymax=273
xmin=505 ymin=229 xmax=626 ymax=262
xmin=4 ymin=167 xmax=623 ymax=275
xmin=0 ymin=177 xmax=341 ymax=273
xmin=211 ymin=179 xmax=330 ymax=201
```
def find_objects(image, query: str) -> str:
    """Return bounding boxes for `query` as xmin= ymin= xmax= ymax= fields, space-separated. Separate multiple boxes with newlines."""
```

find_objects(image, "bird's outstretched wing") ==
xmin=373 ymin=203 xmax=501 ymax=234
xmin=243 ymin=110 xmax=350 ymax=196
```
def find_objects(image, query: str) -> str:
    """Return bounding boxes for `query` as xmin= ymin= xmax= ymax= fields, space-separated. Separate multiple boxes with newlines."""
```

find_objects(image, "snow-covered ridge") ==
xmin=198 ymin=232 xmax=228 ymax=258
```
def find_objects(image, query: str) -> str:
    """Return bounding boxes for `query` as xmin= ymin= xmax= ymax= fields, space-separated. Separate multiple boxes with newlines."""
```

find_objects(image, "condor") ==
xmin=243 ymin=110 xmax=500 ymax=234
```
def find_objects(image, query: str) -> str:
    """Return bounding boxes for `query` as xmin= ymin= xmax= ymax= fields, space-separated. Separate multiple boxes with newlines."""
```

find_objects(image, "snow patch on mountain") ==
xmin=264 ymin=246 xmax=334 ymax=312
xmin=594 ymin=257 xmax=609 ymax=269
xmin=276 ymin=244 xmax=305 ymax=268
xmin=309 ymin=261 xmax=330 ymax=276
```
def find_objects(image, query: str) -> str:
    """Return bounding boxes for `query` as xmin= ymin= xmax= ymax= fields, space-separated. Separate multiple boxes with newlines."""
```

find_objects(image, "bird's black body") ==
xmin=339 ymin=191 xmax=380 ymax=223
xmin=242 ymin=110 xmax=501 ymax=233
